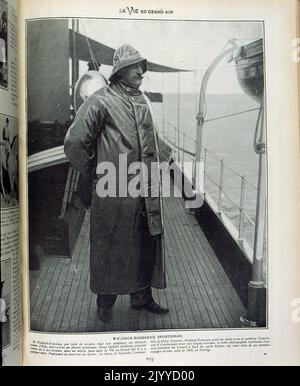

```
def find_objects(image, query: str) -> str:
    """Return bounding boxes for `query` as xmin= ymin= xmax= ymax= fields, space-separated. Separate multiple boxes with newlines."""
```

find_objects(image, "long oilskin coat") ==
xmin=64 ymin=83 xmax=166 ymax=295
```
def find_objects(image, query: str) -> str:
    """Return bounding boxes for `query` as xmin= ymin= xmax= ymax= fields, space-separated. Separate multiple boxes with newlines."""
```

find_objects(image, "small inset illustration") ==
xmin=0 ymin=0 xmax=8 ymax=89
xmin=1 ymin=259 xmax=11 ymax=349
xmin=0 ymin=115 xmax=18 ymax=208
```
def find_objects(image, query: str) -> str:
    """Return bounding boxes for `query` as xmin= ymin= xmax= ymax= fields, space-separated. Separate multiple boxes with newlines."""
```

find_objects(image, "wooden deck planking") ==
xmin=44 ymin=216 xmax=90 ymax=332
xmin=35 ymin=258 xmax=67 ymax=331
xmin=166 ymin=243 xmax=192 ymax=329
xmin=167 ymin=220 xmax=217 ymax=328
xmin=188 ymin=216 xmax=245 ymax=318
xmin=169 ymin=198 xmax=232 ymax=327
xmin=153 ymin=270 xmax=173 ymax=330
xmin=31 ymin=260 xmax=59 ymax=331
xmin=68 ymin=244 xmax=90 ymax=332
xmin=160 ymin=270 xmax=181 ymax=330
xmin=85 ymin=289 xmax=97 ymax=332
xmin=43 ymin=259 xmax=72 ymax=331
xmin=77 ymin=271 xmax=93 ymax=332
xmin=165 ymin=196 xmax=222 ymax=328
xmin=169 ymin=197 xmax=243 ymax=327
xmin=164 ymin=238 xmax=190 ymax=329
xmin=163 ymin=185 xmax=208 ymax=329
xmin=50 ymin=215 xmax=90 ymax=332
xmin=166 ymin=226 xmax=203 ymax=329
xmin=30 ymin=257 xmax=53 ymax=314
xmin=30 ymin=193 xmax=246 ymax=332
xmin=30 ymin=270 xmax=40 ymax=298
xmin=185 ymin=227 xmax=243 ymax=327
xmin=180 ymin=202 xmax=245 ymax=323
xmin=60 ymin=229 xmax=90 ymax=332
xmin=120 ymin=294 xmax=131 ymax=332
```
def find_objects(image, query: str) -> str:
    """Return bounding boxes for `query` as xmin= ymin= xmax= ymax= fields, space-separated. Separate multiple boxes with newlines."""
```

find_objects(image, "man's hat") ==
xmin=109 ymin=43 xmax=147 ymax=81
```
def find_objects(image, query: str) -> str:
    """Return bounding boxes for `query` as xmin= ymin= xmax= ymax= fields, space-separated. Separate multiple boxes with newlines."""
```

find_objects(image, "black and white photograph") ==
xmin=27 ymin=18 xmax=267 ymax=333
xmin=0 ymin=114 xmax=18 ymax=208
xmin=0 ymin=0 xmax=8 ymax=89
xmin=1 ymin=259 xmax=11 ymax=349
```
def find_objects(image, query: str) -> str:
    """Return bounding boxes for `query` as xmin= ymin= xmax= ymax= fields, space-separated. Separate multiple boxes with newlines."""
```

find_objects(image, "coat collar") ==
xmin=110 ymin=79 xmax=142 ymax=98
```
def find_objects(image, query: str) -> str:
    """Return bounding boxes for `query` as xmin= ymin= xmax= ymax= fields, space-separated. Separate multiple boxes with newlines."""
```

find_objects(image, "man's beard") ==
xmin=121 ymin=76 xmax=143 ymax=89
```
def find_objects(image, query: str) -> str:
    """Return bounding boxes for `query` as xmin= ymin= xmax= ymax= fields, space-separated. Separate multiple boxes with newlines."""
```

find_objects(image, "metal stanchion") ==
xmin=241 ymin=104 xmax=266 ymax=327
xmin=177 ymin=73 xmax=181 ymax=163
xmin=238 ymin=176 xmax=246 ymax=244
xmin=217 ymin=160 xmax=224 ymax=215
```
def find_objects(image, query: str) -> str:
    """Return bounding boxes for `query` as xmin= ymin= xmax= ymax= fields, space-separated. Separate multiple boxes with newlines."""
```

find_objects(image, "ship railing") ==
xmin=203 ymin=149 xmax=257 ymax=258
xmin=163 ymin=128 xmax=258 ymax=261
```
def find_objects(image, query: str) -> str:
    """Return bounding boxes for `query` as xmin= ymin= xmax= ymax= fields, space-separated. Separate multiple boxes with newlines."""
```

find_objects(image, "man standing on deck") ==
xmin=64 ymin=44 xmax=169 ymax=323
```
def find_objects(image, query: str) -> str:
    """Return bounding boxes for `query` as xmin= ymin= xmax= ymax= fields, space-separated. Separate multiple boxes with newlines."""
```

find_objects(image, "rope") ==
xmin=204 ymin=107 xmax=260 ymax=123
xmin=163 ymin=135 xmax=196 ymax=157
xmin=80 ymin=21 xmax=98 ymax=69
xmin=165 ymin=107 xmax=260 ymax=142
xmin=164 ymin=121 xmax=196 ymax=143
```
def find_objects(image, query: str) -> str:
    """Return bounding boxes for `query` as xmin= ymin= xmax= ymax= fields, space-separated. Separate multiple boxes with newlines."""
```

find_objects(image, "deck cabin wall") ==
xmin=27 ymin=19 xmax=70 ymax=124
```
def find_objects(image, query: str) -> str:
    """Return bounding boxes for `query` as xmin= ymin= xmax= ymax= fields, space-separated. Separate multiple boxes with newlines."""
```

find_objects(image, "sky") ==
xmin=76 ymin=19 xmax=263 ymax=94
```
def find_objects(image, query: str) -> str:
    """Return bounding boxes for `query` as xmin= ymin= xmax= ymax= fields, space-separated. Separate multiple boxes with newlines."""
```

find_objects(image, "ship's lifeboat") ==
xmin=235 ymin=39 xmax=264 ymax=103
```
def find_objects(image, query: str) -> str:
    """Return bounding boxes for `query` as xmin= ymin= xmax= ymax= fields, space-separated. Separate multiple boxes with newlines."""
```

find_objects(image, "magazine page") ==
xmin=19 ymin=0 xmax=300 ymax=366
xmin=0 ymin=0 xmax=22 ymax=367
xmin=297 ymin=0 xmax=300 ymax=109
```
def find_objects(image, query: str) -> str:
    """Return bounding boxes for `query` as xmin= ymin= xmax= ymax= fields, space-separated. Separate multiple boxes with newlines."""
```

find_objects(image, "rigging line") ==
xmin=204 ymin=107 xmax=260 ymax=123
xmin=80 ymin=20 xmax=97 ymax=68
xmin=163 ymin=135 xmax=196 ymax=157
xmin=81 ymin=22 xmax=96 ymax=66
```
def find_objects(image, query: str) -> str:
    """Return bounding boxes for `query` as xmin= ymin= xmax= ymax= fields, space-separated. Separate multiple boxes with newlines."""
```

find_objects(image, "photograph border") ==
xmin=25 ymin=16 xmax=269 ymax=335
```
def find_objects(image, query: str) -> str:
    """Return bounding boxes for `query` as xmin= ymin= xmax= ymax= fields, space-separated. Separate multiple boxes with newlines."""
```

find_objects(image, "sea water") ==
xmin=152 ymin=93 xmax=264 ymax=252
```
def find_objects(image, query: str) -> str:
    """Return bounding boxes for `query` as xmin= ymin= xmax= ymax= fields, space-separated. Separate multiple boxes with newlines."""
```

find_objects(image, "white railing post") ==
xmin=203 ymin=148 xmax=207 ymax=196
xmin=162 ymin=72 xmax=165 ymax=135
xmin=174 ymin=126 xmax=177 ymax=161
xmin=238 ymin=176 xmax=246 ymax=244
xmin=192 ymin=156 xmax=196 ymax=188
xmin=177 ymin=129 xmax=180 ymax=163
xmin=217 ymin=160 xmax=225 ymax=214
xmin=177 ymin=72 xmax=181 ymax=163
xmin=182 ymin=133 xmax=186 ymax=172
